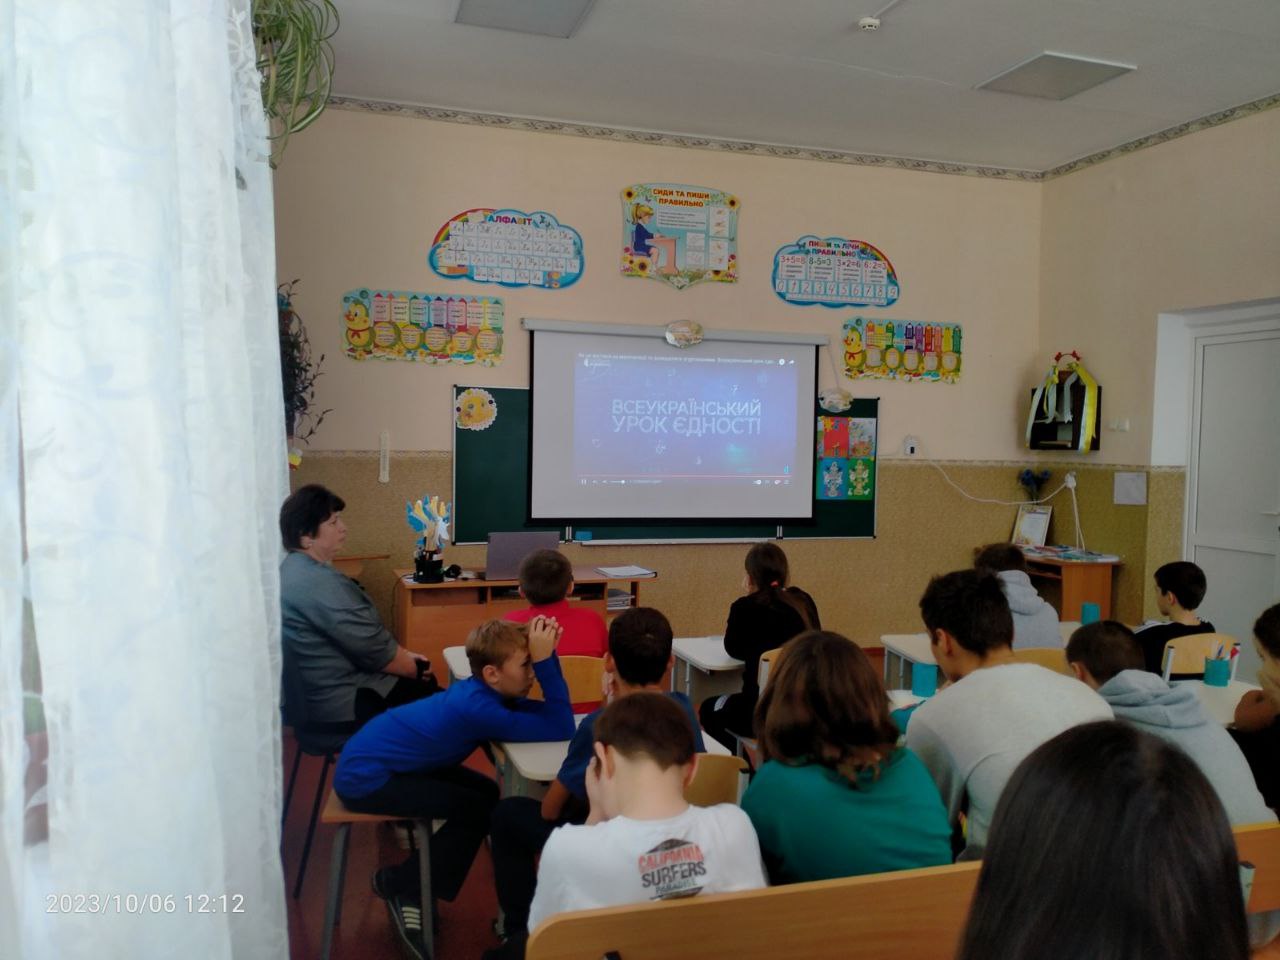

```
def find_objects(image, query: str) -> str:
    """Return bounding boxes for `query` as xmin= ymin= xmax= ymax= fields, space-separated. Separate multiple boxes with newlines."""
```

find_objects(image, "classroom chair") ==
xmin=528 ymin=655 xmax=606 ymax=710
xmin=732 ymin=648 xmax=785 ymax=773
xmin=1011 ymin=646 xmax=1073 ymax=675
xmin=684 ymin=754 xmax=748 ymax=807
xmin=1162 ymin=632 xmax=1240 ymax=681
xmin=318 ymin=788 xmax=435 ymax=960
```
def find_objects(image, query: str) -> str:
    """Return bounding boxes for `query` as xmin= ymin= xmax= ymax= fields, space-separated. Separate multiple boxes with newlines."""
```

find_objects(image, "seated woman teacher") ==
xmin=280 ymin=484 xmax=436 ymax=749
xmin=699 ymin=542 xmax=819 ymax=751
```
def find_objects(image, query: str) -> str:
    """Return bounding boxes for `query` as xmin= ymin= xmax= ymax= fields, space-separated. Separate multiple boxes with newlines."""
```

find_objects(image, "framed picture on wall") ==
xmin=1011 ymin=504 xmax=1052 ymax=547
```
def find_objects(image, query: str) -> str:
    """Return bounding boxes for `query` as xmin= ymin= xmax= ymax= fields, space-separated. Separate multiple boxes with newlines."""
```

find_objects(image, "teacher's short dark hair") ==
xmin=919 ymin=569 xmax=1013 ymax=654
xmin=280 ymin=484 xmax=345 ymax=551
xmin=958 ymin=721 xmax=1249 ymax=960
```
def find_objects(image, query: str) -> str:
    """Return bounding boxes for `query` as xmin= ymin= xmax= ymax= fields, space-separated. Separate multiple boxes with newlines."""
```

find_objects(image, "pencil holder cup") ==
xmin=413 ymin=551 xmax=444 ymax=584
xmin=911 ymin=663 xmax=939 ymax=698
xmin=1203 ymin=657 xmax=1231 ymax=687
xmin=1080 ymin=602 xmax=1101 ymax=625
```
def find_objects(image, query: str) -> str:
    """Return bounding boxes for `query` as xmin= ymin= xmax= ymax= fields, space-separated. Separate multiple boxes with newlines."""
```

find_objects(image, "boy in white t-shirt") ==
xmin=527 ymin=692 xmax=766 ymax=933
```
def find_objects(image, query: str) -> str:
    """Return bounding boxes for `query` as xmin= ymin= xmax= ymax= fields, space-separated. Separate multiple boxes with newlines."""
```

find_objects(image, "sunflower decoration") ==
xmin=710 ymin=268 xmax=723 ymax=279
xmin=632 ymin=256 xmax=651 ymax=276
xmin=622 ymin=186 xmax=638 ymax=202
xmin=725 ymin=195 xmax=740 ymax=210
xmin=455 ymin=387 xmax=498 ymax=431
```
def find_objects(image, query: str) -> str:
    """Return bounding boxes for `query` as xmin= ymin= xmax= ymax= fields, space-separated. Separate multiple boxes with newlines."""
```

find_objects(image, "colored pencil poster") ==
xmin=342 ymin=289 xmax=504 ymax=366
xmin=428 ymin=208 xmax=584 ymax=290
xmin=773 ymin=236 xmax=900 ymax=308
xmin=842 ymin=316 xmax=961 ymax=383
xmin=621 ymin=183 xmax=739 ymax=290
xmin=816 ymin=415 xmax=876 ymax=501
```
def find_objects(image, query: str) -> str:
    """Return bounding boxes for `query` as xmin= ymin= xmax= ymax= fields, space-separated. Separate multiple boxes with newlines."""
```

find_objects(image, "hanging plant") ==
xmin=279 ymin=280 xmax=331 ymax=444
xmin=252 ymin=0 xmax=339 ymax=166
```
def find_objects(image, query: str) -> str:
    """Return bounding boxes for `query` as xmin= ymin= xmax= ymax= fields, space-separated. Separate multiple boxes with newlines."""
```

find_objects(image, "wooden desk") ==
xmin=1023 ymin=556 xmax=1120 ymax=621
xmin=393 ymin=567 xmax=652 ymax=685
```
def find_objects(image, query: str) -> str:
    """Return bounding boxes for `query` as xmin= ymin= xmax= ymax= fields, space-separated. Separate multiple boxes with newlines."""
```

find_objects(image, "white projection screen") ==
xmin=530 ymin=327 xmax=818 ymax=521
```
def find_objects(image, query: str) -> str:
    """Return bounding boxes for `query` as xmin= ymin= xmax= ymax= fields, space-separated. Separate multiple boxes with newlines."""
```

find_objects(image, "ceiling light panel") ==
xmin=455 ymin=0 xmax=598 ymax=38
xmin=979 ymin=52 xmax=1135 ymax=101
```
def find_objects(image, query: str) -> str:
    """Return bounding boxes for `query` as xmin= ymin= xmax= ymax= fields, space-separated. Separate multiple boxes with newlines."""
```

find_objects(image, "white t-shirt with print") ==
xmin=528 ymin=803 xmax=766 ymax=931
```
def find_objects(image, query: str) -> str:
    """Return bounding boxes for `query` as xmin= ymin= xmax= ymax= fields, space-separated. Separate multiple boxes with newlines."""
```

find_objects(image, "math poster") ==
xmin=621 ymin=183 xmax=738 ymax=290
xmin=772 ymin=236 xmax=900 ymax=308
xmin=342 ymin=288 xmax=504 ymax=366
xmin=842 ymin=316 xmax=961 ymax=383
xmin=428 ymin=208 xmax=584 ymax=290
xmin=816 ymin=415 xmax=876 ymax=501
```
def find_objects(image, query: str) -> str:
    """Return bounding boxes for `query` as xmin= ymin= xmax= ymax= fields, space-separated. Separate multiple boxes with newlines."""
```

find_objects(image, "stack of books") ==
xmin=1022 ymin=545 xmax=1121 ymax=563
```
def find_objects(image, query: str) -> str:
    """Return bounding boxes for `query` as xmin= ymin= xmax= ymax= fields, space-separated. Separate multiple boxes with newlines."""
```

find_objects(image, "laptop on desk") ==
xmin=481 ymin=530 xmax=561 ymax=581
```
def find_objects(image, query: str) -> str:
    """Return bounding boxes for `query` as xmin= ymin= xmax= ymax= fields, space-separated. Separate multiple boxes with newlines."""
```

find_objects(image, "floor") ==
xmin=281 ymin=737 xmax=501 ymax=960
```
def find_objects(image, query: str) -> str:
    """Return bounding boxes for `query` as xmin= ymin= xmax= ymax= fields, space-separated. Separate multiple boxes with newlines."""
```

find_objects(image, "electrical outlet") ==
xmin=903 ymin=435 xmax=920 ymax=457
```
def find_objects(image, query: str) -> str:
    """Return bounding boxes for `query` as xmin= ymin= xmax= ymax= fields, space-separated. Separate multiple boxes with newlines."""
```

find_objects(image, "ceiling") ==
xmin=328 ymin=0 xmax=1280 ymax=174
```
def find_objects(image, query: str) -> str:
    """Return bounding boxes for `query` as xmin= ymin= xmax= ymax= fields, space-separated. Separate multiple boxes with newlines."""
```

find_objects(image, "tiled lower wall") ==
xmin=290 ymin=454 xmax=1186 ymax=646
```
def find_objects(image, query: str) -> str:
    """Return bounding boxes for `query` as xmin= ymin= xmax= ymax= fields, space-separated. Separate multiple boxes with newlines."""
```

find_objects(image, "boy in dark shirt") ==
xmin=485 ymin=607 xmax=703 ymax=959
xmin=1136 ymin=561 xmax=1215 ymax=676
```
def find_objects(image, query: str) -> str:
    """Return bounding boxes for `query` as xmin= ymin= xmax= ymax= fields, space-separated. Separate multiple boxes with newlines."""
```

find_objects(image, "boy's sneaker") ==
xmin=371 ymin=867 xmax=397 ymax=900
xmin=384 ymin=892 xmax=427 ymax=960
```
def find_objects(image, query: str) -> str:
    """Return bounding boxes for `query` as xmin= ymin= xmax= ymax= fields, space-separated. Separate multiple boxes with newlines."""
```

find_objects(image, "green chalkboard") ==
xmin=452 ymin=386 xmax=875 ymax=543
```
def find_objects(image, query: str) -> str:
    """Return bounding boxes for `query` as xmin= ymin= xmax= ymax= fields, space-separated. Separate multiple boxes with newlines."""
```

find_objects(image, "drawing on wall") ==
xmin=343 ymin=289 xmax=504 ymax=365
xmin=428 ymin=208 xmax=583 ymax=290
xmin=621 ymin=183 xmax=738 ymax=290
xmin=842 ymin=316 xmax=961 ymax=382
xmin=773 ymin=236 xmax=900 ymax=308
xmin=454 ymin=387 xmax=498 ymax=431
xmin=816 ymin=415 xmax=876 ymax=501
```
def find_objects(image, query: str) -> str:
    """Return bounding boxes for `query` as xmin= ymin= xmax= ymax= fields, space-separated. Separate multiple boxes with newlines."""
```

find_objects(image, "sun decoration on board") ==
xmin=455 ymin=388 xmax=498 ymax=431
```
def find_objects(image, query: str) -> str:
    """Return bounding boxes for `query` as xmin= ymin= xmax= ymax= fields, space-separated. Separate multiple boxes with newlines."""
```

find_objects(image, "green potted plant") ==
xmin=253 ymin=0 xmax=339 ymax=165
xmin=279 ymin=281 xmax=331 ymax=455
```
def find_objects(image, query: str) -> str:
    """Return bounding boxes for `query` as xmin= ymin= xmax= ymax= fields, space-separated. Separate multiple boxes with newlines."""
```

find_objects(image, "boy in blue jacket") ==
xmin=335 ymin=615 xmax=573 ymax=959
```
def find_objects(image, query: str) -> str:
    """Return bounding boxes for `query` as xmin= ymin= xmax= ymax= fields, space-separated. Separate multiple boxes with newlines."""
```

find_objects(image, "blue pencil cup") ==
xmin=911 ymin=662 xmax=939 ymax=698
xmin=1080 ymin=602 xmax=1101 ymax=625
xmin=1203 ymin=657 xmax=1231 ymax=687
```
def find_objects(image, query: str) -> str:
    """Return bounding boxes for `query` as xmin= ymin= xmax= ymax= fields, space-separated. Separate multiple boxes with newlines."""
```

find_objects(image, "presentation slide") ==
xmin=530 ymin=330 xmax=816 ymax=520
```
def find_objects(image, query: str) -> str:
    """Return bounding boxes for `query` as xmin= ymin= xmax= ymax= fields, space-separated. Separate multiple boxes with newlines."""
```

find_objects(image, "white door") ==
xmin=1186 ymin=326 xmax=1280 ymax=680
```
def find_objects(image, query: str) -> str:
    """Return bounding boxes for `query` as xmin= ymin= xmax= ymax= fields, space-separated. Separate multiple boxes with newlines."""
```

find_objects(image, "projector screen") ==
xmin=530 ymin=328 xmax=817 ymax=521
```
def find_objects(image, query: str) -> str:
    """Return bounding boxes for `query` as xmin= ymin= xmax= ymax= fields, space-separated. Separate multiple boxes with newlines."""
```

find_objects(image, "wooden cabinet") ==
xmin=1024 ymin=557 xmax=1119 ymax=621
xmin=392 ymin=567 xmax=649 ymax=685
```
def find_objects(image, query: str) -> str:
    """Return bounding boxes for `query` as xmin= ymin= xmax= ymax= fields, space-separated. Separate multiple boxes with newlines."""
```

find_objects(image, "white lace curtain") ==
xmin=0 ymin=2 xmax=289 ymax=957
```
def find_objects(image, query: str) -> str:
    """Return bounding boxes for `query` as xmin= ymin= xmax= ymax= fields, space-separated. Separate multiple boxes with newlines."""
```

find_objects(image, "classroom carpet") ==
xmin=281 ymin=734 xmax=502 ymax=960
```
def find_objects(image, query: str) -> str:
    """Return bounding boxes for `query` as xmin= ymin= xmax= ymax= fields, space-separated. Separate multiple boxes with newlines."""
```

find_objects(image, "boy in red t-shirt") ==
xmin=505 ymin=549 xmax=607 ymax=660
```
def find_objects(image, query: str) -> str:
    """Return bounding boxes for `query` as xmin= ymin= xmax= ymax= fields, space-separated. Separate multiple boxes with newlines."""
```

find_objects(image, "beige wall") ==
xmin=274 ymin=102 xmax=1280 ymax=643
xmin=1039 ymin=107 xmax=1280 ymax=466
xmin=274 ymin=107 xmax=1043 ymax=461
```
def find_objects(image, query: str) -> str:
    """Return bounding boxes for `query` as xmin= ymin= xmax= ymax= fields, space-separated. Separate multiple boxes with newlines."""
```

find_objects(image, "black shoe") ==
xmin=385 ymin=892 xmax=427 ymax=960
xmin=371 ymin=867 xmax=397 ymax=900
xmin=482 ymin=933 xmax=528 ymax=960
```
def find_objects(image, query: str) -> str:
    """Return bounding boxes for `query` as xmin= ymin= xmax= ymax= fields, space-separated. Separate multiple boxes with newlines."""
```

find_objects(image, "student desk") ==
xmin=444 ymin=646 xmax=729 ymax=797
xmin=880 ymin=634 xmax=935 ymax=690
xmin=1172 ymin=678 xmax=1260 ymax=727
xmin=1022 ymin=556 xmax=1120 ymax=621
xmin=671 ymin=636 xmax=744 ymax=706
xmin=394 ymin=567 xmax=652 ymax=685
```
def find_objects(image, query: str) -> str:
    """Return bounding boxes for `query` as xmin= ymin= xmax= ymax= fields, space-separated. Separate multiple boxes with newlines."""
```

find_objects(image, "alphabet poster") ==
xmin=428 ymin=208 xmax=583 ymax=290
xmin=343 ymin=288 xmax=504 ymax=365
xmin=772 ymin=236 xmax=900 ymax=308
xmin=816 ymin=415 xmax=876 ymax=501
xmin=842 ymin=316 xmax=961 ymax=383
xmin=621 ymin=183 xmax=738 ymax=290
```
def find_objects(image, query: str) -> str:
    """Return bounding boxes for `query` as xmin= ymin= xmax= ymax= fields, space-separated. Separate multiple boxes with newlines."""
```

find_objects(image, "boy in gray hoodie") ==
xmin=974 ymin=543 xmax=1061 ymax=649
xmin=1066 ymin=620 xmax=1274 ymax=826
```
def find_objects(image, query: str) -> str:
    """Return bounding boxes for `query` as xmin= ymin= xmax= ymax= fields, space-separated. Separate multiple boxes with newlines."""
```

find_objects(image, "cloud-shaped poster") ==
xmin=429 ymin=208 xmax=584 ymax=290
xmin=772 ymin=236 xmax=900 ymax=308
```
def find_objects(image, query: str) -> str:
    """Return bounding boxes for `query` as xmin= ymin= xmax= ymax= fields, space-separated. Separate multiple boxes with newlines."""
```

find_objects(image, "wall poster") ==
xmin=428 ymin=208 xmax=583 ymax=290
xmin=773 ymin=236 xmax=900 ymax=308
xmin=816 ymin=415 xmax=876 ymax=501
xmin=343 ymin=288 xmax=504 ymax=365
xmin=621 ymin=183 xmax=738 ymax=290
xmin=842 ymin=316 xmax=961 ymax=383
